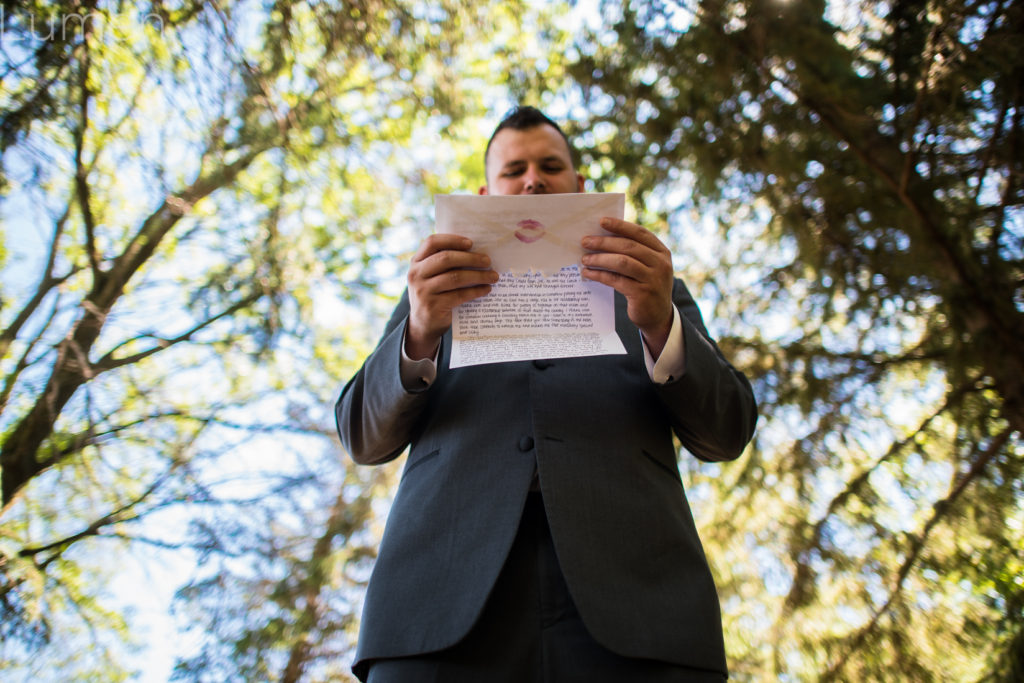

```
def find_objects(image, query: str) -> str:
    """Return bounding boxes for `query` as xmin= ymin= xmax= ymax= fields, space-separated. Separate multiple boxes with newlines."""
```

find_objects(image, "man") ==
xmin=336 ymin=106 xmax=757 ymax=682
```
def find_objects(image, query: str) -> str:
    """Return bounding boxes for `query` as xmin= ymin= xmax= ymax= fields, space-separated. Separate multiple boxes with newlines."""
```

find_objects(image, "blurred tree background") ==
xmin=0 ymin=0 xmax=1020 ymax=681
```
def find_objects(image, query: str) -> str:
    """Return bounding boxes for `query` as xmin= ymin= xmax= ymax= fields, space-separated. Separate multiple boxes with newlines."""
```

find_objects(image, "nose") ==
xmin=522 ymin=166 xmax=545 ymax=194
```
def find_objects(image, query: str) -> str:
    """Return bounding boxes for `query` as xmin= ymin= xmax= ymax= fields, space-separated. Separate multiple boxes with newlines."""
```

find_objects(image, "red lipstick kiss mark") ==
xmin=515 ymin=219 xmax=546 ymax=244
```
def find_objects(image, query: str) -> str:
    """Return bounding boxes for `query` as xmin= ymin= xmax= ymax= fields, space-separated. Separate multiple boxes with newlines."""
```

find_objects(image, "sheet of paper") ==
xmin=449 ymin=266 xmax=626 ymax=367
xmin=435 ymin=193 xmax=628 ymax=368
xmin=436 ymin=193 xmax=625 ymax=276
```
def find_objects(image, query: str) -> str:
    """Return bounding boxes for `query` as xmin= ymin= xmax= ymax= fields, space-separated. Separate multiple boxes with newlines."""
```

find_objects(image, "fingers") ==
xmin=579 ymin=261 xmax=665 ymax=302
xmin=413 ymin=233 xmax=472 ymax=262
xmin=579 ymin=217 xmax=675 ymax=337
xmin=413 ymin=234 xmax=491 ymax=279
xmin=415 ymin=232 xmax=470 ymax=254
xmin=580 ymin=221 xmax=672 ymax=285
xmin=405 ymin=234 xmax=499 ymax=357
xmin=597 ymin=217 xmax=670 ymax=253
xmin=410 ymin=234 xmax=497 ymax=290
xmin=412 ymin=259 xmax=499 ymax=294
xmin=580 ymin=250 xmax=655 ymax=283
xmin=581 ymin=218 xmax=670 ymax=267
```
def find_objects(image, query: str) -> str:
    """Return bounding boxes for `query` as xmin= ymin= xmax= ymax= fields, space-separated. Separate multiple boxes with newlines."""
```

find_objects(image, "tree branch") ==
xmin=1 ymin=139 xmax=274 ymax=510
xmin=18 ymin=466 xmax=175 ymax=570
xmin=0 ymin=286 xmax=63 ymax=414
xmin=72 ymin=7 xmax=102 ymax=286
xmin=39 ymin=410 xmax=188 ymax=466
xmin=99 ymin=144 xmax=267 ymax=310
xmin=93 ymin=290 xmax=261 ymax=373
xmin=0 ymin=208 xmax=77 ymax=363
xmin=821 ymin=426 xmax=1015 ymax=681
xmin=779 ymin=375 xmax=984 ymax=617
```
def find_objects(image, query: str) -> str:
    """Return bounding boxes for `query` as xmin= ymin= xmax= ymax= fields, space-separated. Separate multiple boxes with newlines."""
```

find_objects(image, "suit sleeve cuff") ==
xmin=643 ymin=305 xmax=686 ymax=384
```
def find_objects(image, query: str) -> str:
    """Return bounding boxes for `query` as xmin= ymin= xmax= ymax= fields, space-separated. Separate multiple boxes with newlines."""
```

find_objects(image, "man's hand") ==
xmin=581 ymin=217 xmax=675 ymax=358
xmin=406 ymin=234 xmax=499 ymax=360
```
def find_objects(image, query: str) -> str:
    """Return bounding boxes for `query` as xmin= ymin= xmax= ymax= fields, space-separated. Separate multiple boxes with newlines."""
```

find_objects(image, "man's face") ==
xmin=481 ymin=124 xmax=585 ymax=196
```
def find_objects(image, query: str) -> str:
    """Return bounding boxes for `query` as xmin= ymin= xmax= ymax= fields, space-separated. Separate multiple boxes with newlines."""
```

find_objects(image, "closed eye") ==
xmin=501 ymin=163 xmax=525 ymax=177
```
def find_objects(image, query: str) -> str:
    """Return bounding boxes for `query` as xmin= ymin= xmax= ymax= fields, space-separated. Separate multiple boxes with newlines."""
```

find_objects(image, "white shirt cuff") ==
xmin=643 ymin=305 xmax=686 ymax=384
xmin=399 ymin=323 xmax=439 ymax=391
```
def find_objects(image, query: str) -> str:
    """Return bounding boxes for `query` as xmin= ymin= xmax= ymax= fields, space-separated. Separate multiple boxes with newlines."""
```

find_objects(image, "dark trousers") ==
xmin=366 ymin=493 xmax=727 ymax=683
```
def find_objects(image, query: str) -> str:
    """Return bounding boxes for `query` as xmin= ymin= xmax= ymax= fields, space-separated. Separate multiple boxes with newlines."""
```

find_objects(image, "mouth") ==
xmin=514 ymin=219 xmax=546 ymax=243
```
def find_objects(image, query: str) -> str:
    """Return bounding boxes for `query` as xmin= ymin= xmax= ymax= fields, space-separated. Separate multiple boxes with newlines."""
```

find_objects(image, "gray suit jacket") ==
xmin=336 ymin=278 xmax=757 ymax=679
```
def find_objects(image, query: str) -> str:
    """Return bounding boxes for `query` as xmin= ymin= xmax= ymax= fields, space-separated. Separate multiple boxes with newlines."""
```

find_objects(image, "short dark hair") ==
xmin=484 ymin=105 xmax=578 ymax=173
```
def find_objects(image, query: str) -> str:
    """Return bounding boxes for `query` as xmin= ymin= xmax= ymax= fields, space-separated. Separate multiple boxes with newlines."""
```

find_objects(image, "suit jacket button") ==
xmin=518 ymin=436 xmax=535 ymax=452
xmin=533 ymin=359 xmax=552 ymax=370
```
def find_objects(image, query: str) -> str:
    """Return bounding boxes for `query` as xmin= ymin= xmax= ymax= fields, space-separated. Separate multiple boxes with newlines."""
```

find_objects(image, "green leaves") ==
xmin=0 ymin=0 xmax=553 ymax=678
xmin=569 ymin=0 xmax=1023 ymax=678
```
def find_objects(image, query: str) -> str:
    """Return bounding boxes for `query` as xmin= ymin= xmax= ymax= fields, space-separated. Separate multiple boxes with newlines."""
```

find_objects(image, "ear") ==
xmin=576 ymin=173 xmax=585 ymax=193
xmin=478 ymin=185 xmax=489 ymax=195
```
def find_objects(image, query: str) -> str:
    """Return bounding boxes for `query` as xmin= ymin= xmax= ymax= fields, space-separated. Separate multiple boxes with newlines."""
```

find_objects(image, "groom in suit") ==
xmin=336 ymin=106 xmax=757 ymax=682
